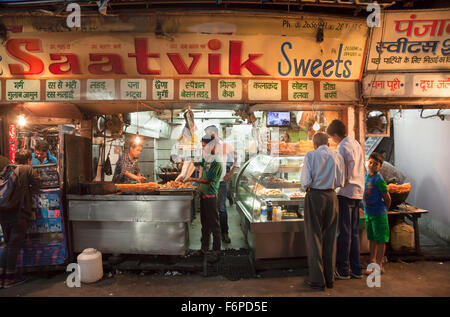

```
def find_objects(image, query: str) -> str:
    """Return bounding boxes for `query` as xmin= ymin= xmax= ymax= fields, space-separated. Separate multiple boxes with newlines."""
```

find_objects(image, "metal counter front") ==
xmin=67 ymin=194 xmax=193 ymax=255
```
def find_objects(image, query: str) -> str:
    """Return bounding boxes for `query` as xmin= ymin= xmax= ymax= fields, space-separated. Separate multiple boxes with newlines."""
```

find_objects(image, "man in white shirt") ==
xmin=204 ymin=126 xmax=241 ymax=244
xmin=300 ymin=133 xmax=345 ymax=291
xmin=327 ymin=119 xmax=365 ymax=280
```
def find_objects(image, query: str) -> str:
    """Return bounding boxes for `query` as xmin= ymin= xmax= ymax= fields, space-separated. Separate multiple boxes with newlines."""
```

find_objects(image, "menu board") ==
xmin=152 ymin=79 xmax=174 ymax=100
xmin=218 ymin=79 xmax=242 ymax=101
xmin=179 ymin=79 xmax=211 ymax=100
xmin=320 ymin=81 xmax=358 ymax=101
xmin=46 ymin=79 xmax=81 ymax=101
xmin=87 ymin=79 xmax=115 ymax=100
xmin=6 ymin=79 xmax=40 ymax=101
xmin=288 ymin=80 xmax=314 ymax=101
xmin=120 ymin=79 xmax=146 ymax=100
xmin=248 ymin=80 xmax=281 ymax=101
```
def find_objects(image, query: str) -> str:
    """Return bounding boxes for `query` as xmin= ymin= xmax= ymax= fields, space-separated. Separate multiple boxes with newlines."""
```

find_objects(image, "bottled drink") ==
xmin=260 ymin=199 xmax=267 ymax=222
xmin=267 ymin=200 xmax=273 ymax=221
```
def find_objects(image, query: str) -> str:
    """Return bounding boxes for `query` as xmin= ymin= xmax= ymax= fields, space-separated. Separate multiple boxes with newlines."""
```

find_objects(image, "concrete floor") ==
xmin=1 ymin=261 xmax=449 ymax=297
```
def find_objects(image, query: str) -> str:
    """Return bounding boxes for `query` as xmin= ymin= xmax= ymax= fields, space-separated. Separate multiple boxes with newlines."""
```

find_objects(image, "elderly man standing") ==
xmin=327 ymin=119 xmax=365 ymax=280
xmin=300 ymin=133 xmax=345 ymax=291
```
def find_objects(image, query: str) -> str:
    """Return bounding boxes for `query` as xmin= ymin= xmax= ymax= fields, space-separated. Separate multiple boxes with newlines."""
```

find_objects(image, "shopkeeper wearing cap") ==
xmin=112 ymin=142 xmax=146 ymax=184
xmin=32 ymin=140 xmax=58 ymax=166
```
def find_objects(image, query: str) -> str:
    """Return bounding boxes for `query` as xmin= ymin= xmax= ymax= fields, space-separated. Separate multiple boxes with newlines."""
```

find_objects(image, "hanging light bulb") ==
xmin=312 ymin=121 xmax=320 ymax=131
xmin=134 ymin=132 xmax=141 ymax=145
xmin=18 ymin=114 xmax=27 ymax=127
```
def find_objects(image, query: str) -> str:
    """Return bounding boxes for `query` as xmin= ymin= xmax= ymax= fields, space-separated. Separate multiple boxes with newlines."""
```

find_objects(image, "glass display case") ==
xmin=235 ymin=154 xmax=308 ymax=259
xmin=236 ymin=154 xmax=306 ymax=223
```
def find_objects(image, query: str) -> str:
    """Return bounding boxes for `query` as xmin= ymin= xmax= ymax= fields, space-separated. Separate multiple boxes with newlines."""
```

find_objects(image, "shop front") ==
xmin=0 ymin=11 xmax=369 ymax=261
xmin=362 ymin=9 xmax=450 ymax=254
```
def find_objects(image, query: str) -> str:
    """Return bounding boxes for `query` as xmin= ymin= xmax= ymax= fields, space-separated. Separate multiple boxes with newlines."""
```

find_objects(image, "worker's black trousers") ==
xmin=200 ymin=196 xmax=222 ymax=252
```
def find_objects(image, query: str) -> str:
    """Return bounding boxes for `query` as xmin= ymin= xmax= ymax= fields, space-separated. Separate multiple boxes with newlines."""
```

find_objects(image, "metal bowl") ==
xmin=389 ymin=191 xmax=410 ymax=209
xmin=157 ymin=172 xmax=180 ymax=183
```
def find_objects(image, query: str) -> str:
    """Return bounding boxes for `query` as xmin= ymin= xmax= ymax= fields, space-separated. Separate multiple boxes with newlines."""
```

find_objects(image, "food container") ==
xmin=77 ymin=248 xmax=103 ymax=283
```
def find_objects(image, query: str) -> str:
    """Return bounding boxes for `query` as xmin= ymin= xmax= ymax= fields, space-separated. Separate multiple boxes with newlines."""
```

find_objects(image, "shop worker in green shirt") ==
xmin=185 ymin=134 xmax=223 ymax=263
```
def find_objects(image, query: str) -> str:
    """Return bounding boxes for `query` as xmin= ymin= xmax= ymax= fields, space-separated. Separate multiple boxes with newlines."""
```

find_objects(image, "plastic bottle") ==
xmin=267 ymin=200 xmax=273 ymax=221
xmin=260 ymin=199 xmax=267 ymax=222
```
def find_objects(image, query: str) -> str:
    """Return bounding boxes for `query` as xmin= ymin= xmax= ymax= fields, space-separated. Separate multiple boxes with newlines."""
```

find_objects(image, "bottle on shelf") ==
xmin=267 ymin=200 xmax=273 ymax=221
xmin=260 ymin=199 xmax=267 ymax=222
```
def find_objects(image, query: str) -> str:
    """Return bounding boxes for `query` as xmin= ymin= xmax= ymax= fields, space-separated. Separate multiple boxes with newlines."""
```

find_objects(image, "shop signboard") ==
xmin=46 ymin=79 xmax=81 ymax=101
xmin=179 ymin=79 xmax=211 ymax=100
xmin=152 ymin=79 xmax=174 ymax=100
xmin=120 ymin=79 xmax=146 ymax=100
xmin=0 ymin=14 xmax=367 ymax=102
xmin=87 ymin=79 xmax=115 ymax=100
xmin=248 ymin=80 xmax=281 ymax=101
xmin=363 ymin=73 xmax=450 ymax=98
xmin=6 ymin=79 xmax=40 ymax=101
xmin=320 ymin=81 xmax=359 ymax=101
xmin=366 ymin=9 xmax=450 ymax=72
xmin=218 ymin=79 xmax=242 ymax=101
xmin=288 ymin=80 xmax=314 ymax=101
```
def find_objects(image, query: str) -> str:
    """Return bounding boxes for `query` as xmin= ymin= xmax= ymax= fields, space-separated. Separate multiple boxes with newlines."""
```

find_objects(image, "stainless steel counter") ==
xmin=68 ymin=194 xmax=193 ymax=255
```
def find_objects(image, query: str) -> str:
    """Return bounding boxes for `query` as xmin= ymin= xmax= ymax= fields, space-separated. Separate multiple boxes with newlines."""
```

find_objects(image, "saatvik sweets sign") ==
xmin=0 ymin=31 xmax=367 ymax=80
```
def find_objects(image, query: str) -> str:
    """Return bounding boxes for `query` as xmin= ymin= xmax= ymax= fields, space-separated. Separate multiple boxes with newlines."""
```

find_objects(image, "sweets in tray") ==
xmin=268 ymin=140 xmax=314 ymax=155
xmin=159 ymin=181 xmax=195 ymax=189
xmin=289 ymin=192 xmax=306 ymax=199
xmin=256 ymin=188 xmax=284 ymax=197
xmin=115 ymin=182 xmax=160 ymax=192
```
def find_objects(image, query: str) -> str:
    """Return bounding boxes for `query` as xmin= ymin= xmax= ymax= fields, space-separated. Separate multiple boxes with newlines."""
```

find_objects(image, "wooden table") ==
xmin=387 ymin=207 xmax=429 ymax=255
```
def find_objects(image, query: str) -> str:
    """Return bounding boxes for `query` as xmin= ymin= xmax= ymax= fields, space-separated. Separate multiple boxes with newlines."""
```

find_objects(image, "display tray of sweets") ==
xmin=115 ymin=182 xmax=160 ymax=192
xmin=158 ymin=181 xmax=196 ymax=191
xmin=289 ymin=192 xmax=306 ymax=199
xmin=261 ymin=177 xmax=301 ymax=189
xmin=256 ymin=188 xmax=287 ymax=198
xmin=281 ymin=212 xmax=299 ymax=219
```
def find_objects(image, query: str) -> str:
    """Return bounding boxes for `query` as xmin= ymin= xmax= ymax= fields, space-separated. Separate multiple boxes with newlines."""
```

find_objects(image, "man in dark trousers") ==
xmin=185 ymin=135 xmax=223 ymax=263
xmin=300 ymin=133 xmax=345 ymax=291
xmin=1 ymin=150 xmax=40 ymax=288
xmin=327 ymin=119 xmax=365 ymax=279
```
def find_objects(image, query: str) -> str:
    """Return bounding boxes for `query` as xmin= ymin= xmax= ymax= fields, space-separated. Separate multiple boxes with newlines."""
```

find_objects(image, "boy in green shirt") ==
xmin=363 ymin=153 xmax=391 ymax=275
xmin=186 ymin=135 xmax=223 ymax=263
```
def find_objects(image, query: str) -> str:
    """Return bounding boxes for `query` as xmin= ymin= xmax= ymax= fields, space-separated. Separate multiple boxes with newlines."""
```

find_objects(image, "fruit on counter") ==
xmin=159 ymin=181 xmax=195 ymax=189
xmin=115 ymin=182 xmax=160 ymax=192
xmin=387 ymin=183 xmax=411 ymax=194
xmin=290 ymin=192 xmax=306 ymax=198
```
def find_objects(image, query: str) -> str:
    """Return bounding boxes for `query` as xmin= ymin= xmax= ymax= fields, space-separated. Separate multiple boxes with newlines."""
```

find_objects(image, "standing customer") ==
xmin=326 ymin=119 xmax=365 ymax=279
xmin=204 ymin=125 xmax=240 ymax=244
xmin=185 ymin=135 xmax=223 ymax=263
xmin=300 ymin=133 xmax=345 ymax=290
xmin=0 ymin=149 xmax=40 ymax=288
xmin=364 ymin=153 xmax=391 ymax=274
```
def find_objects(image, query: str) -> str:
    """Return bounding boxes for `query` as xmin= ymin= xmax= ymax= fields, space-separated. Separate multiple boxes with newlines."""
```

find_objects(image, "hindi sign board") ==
xmin=46 ymin=79 xmax=80 ymax=101
xmin=367 ymin=9 xmax=450 ymax=71
xmin=87 ymin=79 xmax=115 ymax=100
xmin=152 ymin=79 xmax=174 ymax=100
xmin=179 ymin=79 xmax=211 ymax=100
xmin=320 ymin=81 xmax=358 ymax=101
xmin=363 ymin=74 xmax=406 ymax=97
xmin=120 ymin=79 xmax=146 ymax=100
xmin=288 ymin=80 xmax=314 ymax=101
xmin=6 ymin=79 xmax=40 ymax=101
xmin=218 ymin=79 xmax=242 ymax=101
xmin=248 ymin=80 xmax=282 ymax=100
